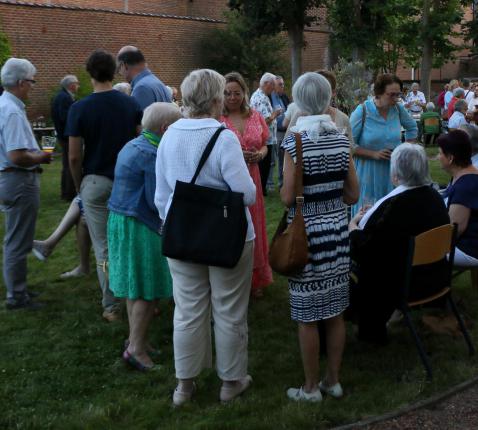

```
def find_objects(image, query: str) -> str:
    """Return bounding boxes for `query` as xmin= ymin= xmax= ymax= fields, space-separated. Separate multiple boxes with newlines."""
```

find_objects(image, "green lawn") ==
xmin=1 ymin=151 xmax=477 ymax=430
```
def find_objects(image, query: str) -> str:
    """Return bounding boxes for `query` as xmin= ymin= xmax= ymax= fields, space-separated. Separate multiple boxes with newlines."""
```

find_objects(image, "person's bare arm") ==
xmin=8 ymin=149 xmax=52 ymax=167
xmin=449 ymin=203 xmax=471 ymax=236
xmin=280 ymin=151 xmax=296 ymax=207
xmin=68 ymin=136 xmax=83 ymax=192
xmin=343 ymin=154 xmax=359 ymax=205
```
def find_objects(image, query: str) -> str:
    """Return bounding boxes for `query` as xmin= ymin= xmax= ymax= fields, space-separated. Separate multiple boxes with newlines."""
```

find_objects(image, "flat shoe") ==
xmin=173 ymin=382 xmax=196 ymax=407
xmin=220 ymin=375 xmax=252 ymax=402
xmin=32 ymin=241 xmax=50 ymax=262
xmin=287 ymin=386 xmax=322 ymax=402
xmin=123 ymin=340 xmax=161 ymax=358
xmin=319 ymin=381 xmax=343 ymax=398
xmin=60 ymin=267 xmax=89 ymax=279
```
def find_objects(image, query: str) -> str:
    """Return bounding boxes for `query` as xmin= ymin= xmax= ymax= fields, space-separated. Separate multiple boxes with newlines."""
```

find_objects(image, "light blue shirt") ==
xmin=131 ymin=68 xmax=172 ymax=110
xmin=350 ymin=99 xmax=418 ymax=150
xmin=0 ymin=91 xmax=40 ymax=171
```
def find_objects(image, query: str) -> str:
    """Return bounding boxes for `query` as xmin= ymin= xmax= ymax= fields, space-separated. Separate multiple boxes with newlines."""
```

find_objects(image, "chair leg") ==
xmin=471 ymin=269 xmax=478 ymax=291
xmin=447 ymin=295 xmax=475 ymax=356
xmin=402 ymin=307 xmax=433 ymax=380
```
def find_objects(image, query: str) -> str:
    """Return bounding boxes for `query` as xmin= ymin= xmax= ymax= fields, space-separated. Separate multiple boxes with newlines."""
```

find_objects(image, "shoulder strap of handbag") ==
xmin=356 ymin=102 xmax=367 ymax=145
xmin=190 ymin=126 xmax=226 ymax=184
xmin=293 ymin=132 xmax=304 ymax=205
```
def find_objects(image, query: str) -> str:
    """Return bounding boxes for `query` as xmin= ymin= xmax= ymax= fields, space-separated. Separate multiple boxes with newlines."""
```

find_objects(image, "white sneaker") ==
xmin=220 ymin=375 xmax=253 ymax=402
xmin=318 ymin=381 xmax=343 ymax=398
xmin=173 ymin=382 xmax=196 ymax=407
xmin=287 ymin=386 xmax=322 ymax=402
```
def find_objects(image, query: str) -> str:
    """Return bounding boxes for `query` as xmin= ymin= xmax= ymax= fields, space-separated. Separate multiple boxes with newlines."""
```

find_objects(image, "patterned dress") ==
xmin=221 ymin=110 xmax=273 ymax=290
xmin=282 ymin=124 xmax=350 ymax=322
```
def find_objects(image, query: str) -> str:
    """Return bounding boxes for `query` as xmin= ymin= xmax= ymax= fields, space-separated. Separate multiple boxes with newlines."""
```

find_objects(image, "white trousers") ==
xmin=167 ymin=241 xmax=254 ymax=381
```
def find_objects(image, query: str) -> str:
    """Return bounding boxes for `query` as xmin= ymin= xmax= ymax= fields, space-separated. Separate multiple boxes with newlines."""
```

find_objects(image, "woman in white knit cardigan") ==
xmin=154 ymin=69 xmax=257 ymax=406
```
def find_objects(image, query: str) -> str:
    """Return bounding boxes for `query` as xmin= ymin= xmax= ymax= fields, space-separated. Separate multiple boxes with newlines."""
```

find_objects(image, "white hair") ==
xmin=292 ymin=72 xmax=331 ymax=115
xmin=411 ymin=82 xmax=419 ymax=89
xmin=60 ymin=75 xmax=78 ymax=89
xmin=390 ymin=143 xmax=430 ymax=187
xmin=460 ymin=123 xmax=478 ymax=154
xmin=113 ymin=82 xmax=131 ymax=95
xmin=142 ymin=102 xmax=182 ymax=134
xmin=453 ymin=87 xmax=465 ymax=97
xmin=1 ymin=58 xmax=36 ymax=88
xmin=259 ymin=72 xmax=276 ymax=86
xmin=454 ymin=99 xmax=468 ymax=112
xmin=426 ymin=102 xmax=435 ymax=111
xmin=180 ymin=69 xmax=225 ymax=118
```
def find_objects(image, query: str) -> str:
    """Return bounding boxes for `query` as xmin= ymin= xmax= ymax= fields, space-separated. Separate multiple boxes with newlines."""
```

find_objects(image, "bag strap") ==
xmin=357 ymin=102 xmax=367 ymax=145
xmin=191 ymin=126 xmax=226 ymax=184
xmin=293 ymin=132 xmax=304 ymax=206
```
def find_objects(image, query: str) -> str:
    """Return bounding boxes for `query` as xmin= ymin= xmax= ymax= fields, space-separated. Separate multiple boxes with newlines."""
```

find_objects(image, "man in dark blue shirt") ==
xmin=66 ymin=49 xmax=142 ymax=322
xmin=51 ymin=74 xmax=79 ymax=200
xmin=116 ymin=45 xmax=172 ymax=110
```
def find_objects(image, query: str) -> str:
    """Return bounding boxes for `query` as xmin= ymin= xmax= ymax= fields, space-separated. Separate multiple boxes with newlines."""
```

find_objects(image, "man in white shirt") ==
xmin=0 ymin=58 xmax=52 ymax=310
xmin=448 ymin=99 xmax=469 ymax=130
xmin=463 ymin=79 xmax=474 ymax=105
xmin=405 ymin=82 xmax=426 ymax=114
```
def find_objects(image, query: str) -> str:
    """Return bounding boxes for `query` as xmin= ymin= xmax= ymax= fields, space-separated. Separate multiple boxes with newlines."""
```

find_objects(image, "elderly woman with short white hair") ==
xmin=108 ymin=102 xmax=182 ymax=371
xmin=154 ymin=69 xmax=256 ymax=406
xmin=280 ymin=72 xmax=359 ymax=402
xmin=349 ymin=143 xmax=449 ymax=344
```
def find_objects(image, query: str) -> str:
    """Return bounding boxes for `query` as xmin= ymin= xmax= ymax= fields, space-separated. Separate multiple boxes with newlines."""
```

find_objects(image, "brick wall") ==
xmin=0 ymin=1 xmax=329 ymax=118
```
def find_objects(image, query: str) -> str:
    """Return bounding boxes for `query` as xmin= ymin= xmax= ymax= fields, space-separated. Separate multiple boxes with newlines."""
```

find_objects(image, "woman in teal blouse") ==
xmin=350 ymin=74 xmax=417 ymax=215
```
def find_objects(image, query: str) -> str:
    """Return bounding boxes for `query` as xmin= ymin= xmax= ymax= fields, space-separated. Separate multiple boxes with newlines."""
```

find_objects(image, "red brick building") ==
xmin=0 ymin=0 xmax=330 ymax=118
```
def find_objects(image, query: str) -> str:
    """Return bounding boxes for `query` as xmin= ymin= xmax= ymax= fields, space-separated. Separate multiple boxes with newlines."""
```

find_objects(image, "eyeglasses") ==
xmin=23 ymin=79 xmax=36 ymax=84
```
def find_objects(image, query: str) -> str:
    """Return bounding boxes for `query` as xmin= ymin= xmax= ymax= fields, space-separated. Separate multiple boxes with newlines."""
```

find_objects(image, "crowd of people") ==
xmin=1 ymin=47 xmax=478 ymax=405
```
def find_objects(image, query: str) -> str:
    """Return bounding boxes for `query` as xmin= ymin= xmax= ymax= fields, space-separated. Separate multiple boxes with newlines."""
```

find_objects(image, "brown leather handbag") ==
xmin=269 ymin=133 xmax=309 ymax=276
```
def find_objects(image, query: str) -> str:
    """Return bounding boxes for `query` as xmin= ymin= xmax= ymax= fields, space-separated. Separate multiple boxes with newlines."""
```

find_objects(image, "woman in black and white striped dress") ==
xmin=281 ymin=72 xmax=359 ymax=402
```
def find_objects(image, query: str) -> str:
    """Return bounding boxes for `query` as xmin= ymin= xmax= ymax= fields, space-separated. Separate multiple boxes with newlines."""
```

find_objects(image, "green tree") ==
xmin=228 ymin=0 xmax=326 ymax=82
xmin=0 ymin=28 xmax=11 ymax=69
xmin=328 ymin=0 xmax=473 ymax=99
xmin=198 ymin=11 xmax=287 ymax=86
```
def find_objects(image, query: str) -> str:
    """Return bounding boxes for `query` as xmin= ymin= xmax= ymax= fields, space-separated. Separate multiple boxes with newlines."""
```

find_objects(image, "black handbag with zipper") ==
xmin=162 ymin=126 xmax=248 ymax=268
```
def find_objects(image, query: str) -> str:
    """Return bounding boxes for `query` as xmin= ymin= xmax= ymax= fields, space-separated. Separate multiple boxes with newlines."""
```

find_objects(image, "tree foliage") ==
xmin=198 ymin=11 xmax=287 ymax=86
xmin=328 ymin=0 xmax=472 ymax=74
xmin=0 ymin=27 xmax=11 ymax=69
xmin=228 ymin=0 xmax=327 ymax=81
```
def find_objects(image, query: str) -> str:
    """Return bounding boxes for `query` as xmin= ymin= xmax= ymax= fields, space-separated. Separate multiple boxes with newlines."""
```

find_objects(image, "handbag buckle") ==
xmin=295 ymin=196 xmax=304 ymax=204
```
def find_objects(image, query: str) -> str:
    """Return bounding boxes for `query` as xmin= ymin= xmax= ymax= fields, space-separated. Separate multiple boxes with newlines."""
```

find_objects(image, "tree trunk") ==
xmin=420 ymin=0 xmax=433 ymax=100
xmin=288 ymin=25 xmax=304 ymax=83
xmin=351 ymin=0 xmax=363 ymax=61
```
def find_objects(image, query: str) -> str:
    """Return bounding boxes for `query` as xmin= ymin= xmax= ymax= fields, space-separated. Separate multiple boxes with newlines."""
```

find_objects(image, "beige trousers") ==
xmin=167 ymin=240 xmax=254 ymax=381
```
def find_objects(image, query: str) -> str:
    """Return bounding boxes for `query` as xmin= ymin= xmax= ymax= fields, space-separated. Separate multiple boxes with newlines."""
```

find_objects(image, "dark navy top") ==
xmin=444 ymin=174 xmax=478 ymax=259
xmin=65 ymin=90 xmax=142 ymax=179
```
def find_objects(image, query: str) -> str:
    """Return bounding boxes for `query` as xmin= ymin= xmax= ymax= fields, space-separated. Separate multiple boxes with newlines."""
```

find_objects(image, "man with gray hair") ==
xmin=459 ymin=123 xmax=478 ymax=168
xmin=405 ymin=82 xmax=426 ymax=114
xmin=0 ymin=58 xmax=53 ymax=310
xmin=116 ymin=45 xmax=171 ymax=110
xmin=51 ymin=74 xmax=79 ymax=200
xmin=448 ymin=99 xmax=468 ymax=130
xmin=420 ymin=102 xmax=441 ymax=146
xmin=250 ymin=72 xmax=282 ymax=195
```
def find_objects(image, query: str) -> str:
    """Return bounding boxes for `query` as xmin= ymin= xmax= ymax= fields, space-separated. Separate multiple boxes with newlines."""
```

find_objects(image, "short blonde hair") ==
xmin=180 ymin=69 xmax=225 ymax=118
xmin=142 ymin=102 xmax=182 ymax=134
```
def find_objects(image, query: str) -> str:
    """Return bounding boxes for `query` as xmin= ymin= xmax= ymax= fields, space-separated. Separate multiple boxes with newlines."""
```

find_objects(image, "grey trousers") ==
xmin=80 ymin=174 xmax=119 ymax=312
xmin=0 ymin=170 xmax=40 ymax=299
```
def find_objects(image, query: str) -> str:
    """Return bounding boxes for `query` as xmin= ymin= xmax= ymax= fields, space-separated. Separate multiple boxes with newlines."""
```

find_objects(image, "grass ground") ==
xmin=1 ymin=148 xmax=477 ymax=430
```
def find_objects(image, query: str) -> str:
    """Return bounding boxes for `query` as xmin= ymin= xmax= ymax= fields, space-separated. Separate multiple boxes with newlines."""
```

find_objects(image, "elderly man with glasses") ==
xmin=0 ymin=58 xmax=53 ymax=310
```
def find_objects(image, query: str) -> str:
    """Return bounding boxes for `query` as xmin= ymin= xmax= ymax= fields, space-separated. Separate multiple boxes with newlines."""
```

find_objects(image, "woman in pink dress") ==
xmin=221 ymin=72 xmax=273 ymax=298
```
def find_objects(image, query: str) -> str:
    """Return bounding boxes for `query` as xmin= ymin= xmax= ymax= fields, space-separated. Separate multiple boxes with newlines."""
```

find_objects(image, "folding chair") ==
xmin=399 ymin=224 xmax=475 ymax=380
